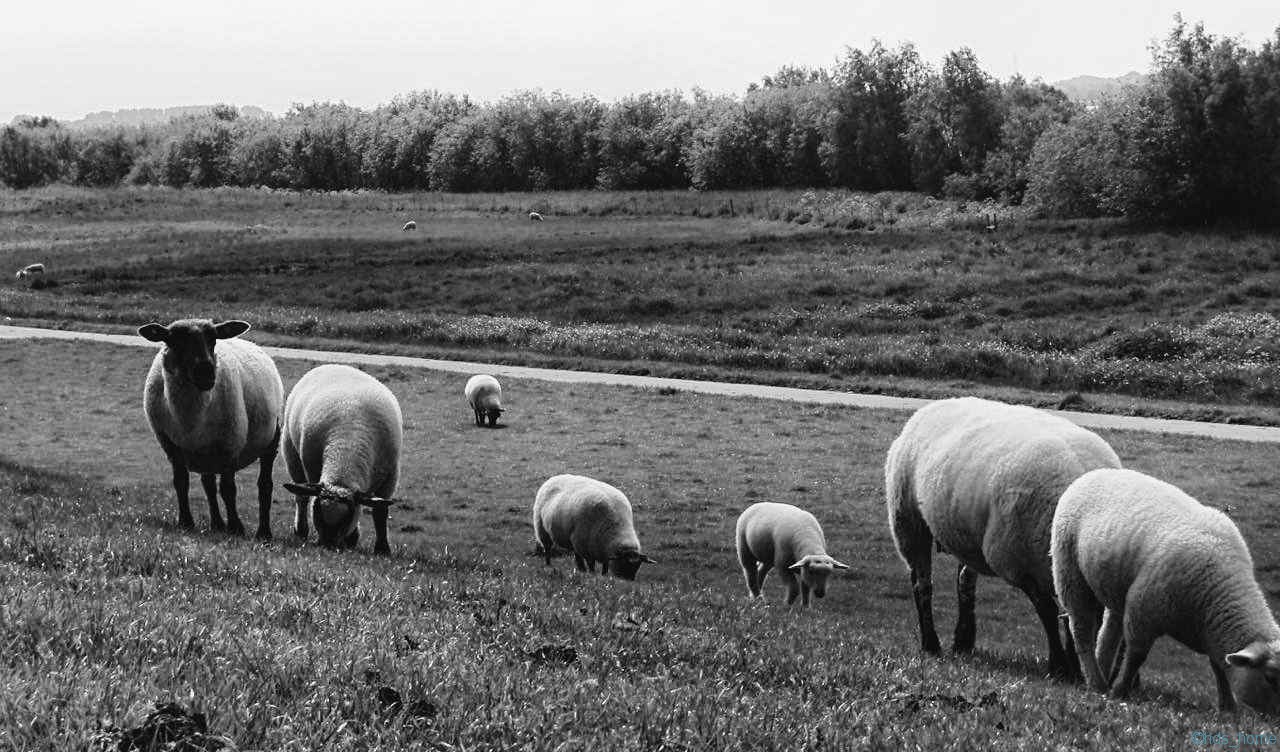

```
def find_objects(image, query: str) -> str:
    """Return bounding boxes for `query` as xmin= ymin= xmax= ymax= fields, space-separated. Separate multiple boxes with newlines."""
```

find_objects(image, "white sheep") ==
xmin=532 ymin=474 xmax=655 ymax=580
xmin=1053 ymin=468 xmax=1280 ymax=713
xmin=402 ymin=220 xmax=417 ymax=231
xmin=464 ymin=374 xmax=504 ymax=427
xmin=735 ymin=501 xmax=848 ymax=608
xmin=139 ymin=319 xmax=285 ymax=538
xmin=528 ymin=211 xmax=544 ymax=221
xmin=15 ymin=262 xmax=44 ymax=279
xmin=884 ymin=396 xmax=1121 ymax=678
xmin=281 ymin=363 xmax=402 ymax=555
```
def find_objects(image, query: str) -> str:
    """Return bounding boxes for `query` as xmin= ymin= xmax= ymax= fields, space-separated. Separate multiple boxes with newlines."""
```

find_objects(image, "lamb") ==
xmin=281 ymin=363 xmax=402 ymax=555
xmin=528 ymin=211 xmax=544 ymax=221
xmin=532 ymin=474 xmax=655 ymax=580
xmin=139 ymin=318 xmax=284 ymax=538
xmin=464 ymin=374 xmax=504 ymax=427
xmin=1053 ymin=468 xmax=1280 ymax=713
xmin=402 ymin=220 xmax=417 ymax=231
xmin=735 ymin=501 xmax=848 ymax=608
xmin=884 ymin=396 xmax=1121 ymax=678
xmin=15 ymin=262 xmax=44 ymax=279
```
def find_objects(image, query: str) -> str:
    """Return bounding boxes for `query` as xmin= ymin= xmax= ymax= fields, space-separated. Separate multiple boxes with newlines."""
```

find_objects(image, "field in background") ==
xmin=3 ymin=338 xmax=1280 ymax=749
xmin=3 ymin=186 xmax=1280 ymax=425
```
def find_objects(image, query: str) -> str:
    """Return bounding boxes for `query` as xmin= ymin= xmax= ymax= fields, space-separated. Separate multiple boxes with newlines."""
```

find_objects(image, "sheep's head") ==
xmin=1227 ymin=640 xmax=1280 ymax=714
xmin=139 ymin=319 xmax=250 ymax=392
xmin=788 ymin=554 xmax=850 ymax=598
xmin=485 ymin=406 xmax=504 ymax=427
xmin=609 ymin=550 xmax=656 ymax=581
xmin=284 ymin=481 xmax=392 ymax=548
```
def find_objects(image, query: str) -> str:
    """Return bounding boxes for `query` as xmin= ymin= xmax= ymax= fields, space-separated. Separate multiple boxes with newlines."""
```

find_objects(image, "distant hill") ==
xmin=56 ymin=105 xmax=272 ymax=131
xmin=1050 ymin=72 xmax=1148 ymax=103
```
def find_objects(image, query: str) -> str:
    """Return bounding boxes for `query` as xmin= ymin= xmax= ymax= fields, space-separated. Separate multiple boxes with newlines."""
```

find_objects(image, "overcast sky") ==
xmin=2 ymin=1 xmax=1275 ymax=123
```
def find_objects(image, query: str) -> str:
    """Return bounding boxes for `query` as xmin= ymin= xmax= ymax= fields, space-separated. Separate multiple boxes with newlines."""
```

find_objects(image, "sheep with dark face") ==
xmin=281 ymin=364 xmax=402 ymax=555
xmin=464 ymin=374 xmax=503 ymax=427
xmin=736 ymin=501 xmax=848 ymax=608
xmin=139 ymin=319 xmax=284 ymax=537
xmin=532 ymin=474 xmax=655 ymax=580
xmin=15 ymin=263 xmax=44 ymax=279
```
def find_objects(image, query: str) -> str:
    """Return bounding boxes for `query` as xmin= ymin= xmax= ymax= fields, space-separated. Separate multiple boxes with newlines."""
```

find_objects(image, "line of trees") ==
xmin=2 ymin=18 xmax=1277 ymax=225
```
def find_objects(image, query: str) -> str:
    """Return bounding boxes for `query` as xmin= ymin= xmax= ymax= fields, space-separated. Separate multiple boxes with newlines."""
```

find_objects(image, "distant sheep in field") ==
xmin=281 ymin=363 xmax=402 ymax=555
xmin=402 ymin=220 xmax=417 ymax=231
xmin=15 ymin=263 xmax=44 ymax=279
xmin=139 ymin=319 xmax=284 ymax=538
xmin=736 ymin=501 xmax=848 ymax=608
xmin=884 ymin=396 xmax=1121 ymax=678
xmin=528 ymin=211 xmax=544 ymax=221
xmin=464 ymin=374 xmax=503 ymax=427
xmin=533 ymin=474 xmax=655 ymax=580
xmin=1054 ymin=468 xmax=1280 ymax=714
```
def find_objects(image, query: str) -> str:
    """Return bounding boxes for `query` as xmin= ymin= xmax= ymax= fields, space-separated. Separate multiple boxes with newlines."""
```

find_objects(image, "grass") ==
xmin=3 ymin=186 xmax=1280 ymax=424
xmin=3 ymin=338 xmax=1280 ymax=749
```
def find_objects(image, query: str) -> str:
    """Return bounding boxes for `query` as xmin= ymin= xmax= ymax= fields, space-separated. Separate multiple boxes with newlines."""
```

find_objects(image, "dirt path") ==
xmin=5 ymin=323 xmax=1279 ymax=444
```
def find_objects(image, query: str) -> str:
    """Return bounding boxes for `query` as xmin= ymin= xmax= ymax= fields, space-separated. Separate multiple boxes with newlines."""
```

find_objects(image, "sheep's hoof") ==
xmin=226 ymin=520 xmax=246 ymax=536
xmin=374 ymin=544 xmax=391 ymax=556
xmin=177 ymin=517 xmax=196 ymax=530
xmin=209 ymin=519 xmax=227 ymax=533
xmin=256 ymin=527 xmax=272 ymax=541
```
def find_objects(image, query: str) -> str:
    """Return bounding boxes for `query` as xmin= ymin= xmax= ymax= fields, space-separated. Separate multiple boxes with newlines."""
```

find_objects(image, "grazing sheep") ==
xmin=1053 ymin=468 xmax=1280 ymax=713
xmin=735 ymin=501 xmax=848 ymax=608
xmin=532 ymin=474 xmax=655 ymax=580
xmin=281 ymin=364 xmax=402 ymax=555
xmin=402 ymin=220 xmax=417 ymax=231
xmin=884 ymin=396 xmax=1121 ymax=678
xmin=528 ymin=211 xmax=544 ymax=221
xmin=139 ymin=319 xmax=284 ymax=538
xmin=15 ymin=262 xmax=44 ymax=279
xmin=464 ymin=374 xmax=503 ymax=427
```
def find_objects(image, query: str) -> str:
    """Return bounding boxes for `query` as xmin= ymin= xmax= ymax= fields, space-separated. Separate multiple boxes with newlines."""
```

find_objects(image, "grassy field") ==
xmin=3 ymin=338 xmax=1280 ymax=749
xmin=3 ymin=186 xmax=1280 ymax=426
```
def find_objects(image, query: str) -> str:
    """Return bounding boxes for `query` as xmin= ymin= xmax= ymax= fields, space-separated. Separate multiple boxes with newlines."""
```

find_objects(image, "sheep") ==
xmin=280 ymin=363 xmax=402 ymax=555
xmin=1053 ymin=468 xmax=1280 ymax=713
xmin=15 ymin=262 xmax=44 ymax=279
xmin=532 ymin=474 xmax=655 ymax=580
xmin=528 ymin=211 xmax=544 ymax=222
xmin=139 ymin=318 xmax=284 ymax=538
xmin=735 ymin=501 xmax=848 ymax=608
xmin=402 ymin=220 xmax=417 ymax=231
xmin=884 ymin=396 xmax=1121 ymax=678
xmin=464 ymin=374 xmax=504 ymax=427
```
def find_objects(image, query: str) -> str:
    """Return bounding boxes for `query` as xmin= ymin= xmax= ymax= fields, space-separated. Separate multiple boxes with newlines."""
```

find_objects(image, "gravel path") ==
xmin=4 ymin=323 xmax=1278 ymax=444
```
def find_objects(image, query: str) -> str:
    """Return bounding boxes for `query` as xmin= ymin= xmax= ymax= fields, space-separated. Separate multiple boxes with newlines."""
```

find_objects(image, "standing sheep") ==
xmin=15 ymin=262 xmax=44 ymax=279
xmin=736 ymin=501 xmax=848 ymax=608
xmin=532 ymin=474 xmax=655 ymax=580
xmin=281 ymin=363 xmax=402 ymax=555
xmin=1053 ymin=468 xmax=1280 ymax=713
xmin=884 ymin=396 xmax=1121 ymax=678
xmin=139 ymin=318 xmax=284 ymax=538
xmin=464 ymin=374 xmax=504 ymax=427
xmin=528 ymin=211 xmax=544 ymax=221
xmin=402 ymin=220 xmax=417 ymax=231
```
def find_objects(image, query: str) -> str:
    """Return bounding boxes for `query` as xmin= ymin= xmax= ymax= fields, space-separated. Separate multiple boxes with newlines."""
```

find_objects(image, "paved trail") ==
xmin=4 ymin=323 xmax=1279 ymax=444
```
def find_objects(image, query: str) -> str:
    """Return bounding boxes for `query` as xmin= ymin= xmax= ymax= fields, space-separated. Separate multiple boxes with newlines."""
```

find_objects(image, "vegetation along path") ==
xmin=5 ymin=323 xmax=1279 ymax=445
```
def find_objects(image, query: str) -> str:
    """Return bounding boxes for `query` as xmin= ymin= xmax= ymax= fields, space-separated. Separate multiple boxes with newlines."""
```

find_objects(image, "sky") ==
xmin=1 ymin=1 xmax=1276 ymax=123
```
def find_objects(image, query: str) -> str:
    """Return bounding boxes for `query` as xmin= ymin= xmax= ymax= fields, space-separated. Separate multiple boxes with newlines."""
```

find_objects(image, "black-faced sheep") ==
xmin=281 ymin=363 xmax=402 ymax=555
xmin=532 ymin=474 xmax=655 ymax=580
xmin=1054 ymin=468 xmax=1280 ymax=713
xmin=464 ymin=374 xmax=503 ymax=427
xmin=883 ymin=396 xmax=1121 ymax=678
xmin=735 ymin=501 xmax=848 ymax=608
xmin=139 ymin=319 xmax=284 ymax=538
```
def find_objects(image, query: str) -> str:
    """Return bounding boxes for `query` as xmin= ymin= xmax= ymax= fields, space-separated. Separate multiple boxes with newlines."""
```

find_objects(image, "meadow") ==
xmin=3 ymin=338 xmax=1280 ymax=750
xmin=3 ymin=186 xmax=1280 ymax=426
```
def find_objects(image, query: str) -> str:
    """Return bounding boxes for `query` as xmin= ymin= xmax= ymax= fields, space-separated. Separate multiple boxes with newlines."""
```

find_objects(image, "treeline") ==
xmin=2 ymin=18 xmax=1277 ymax=224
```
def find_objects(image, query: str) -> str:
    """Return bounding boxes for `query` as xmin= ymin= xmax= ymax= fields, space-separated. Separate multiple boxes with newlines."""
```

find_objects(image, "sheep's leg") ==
xmin=372 ymin=505 xmax=390 ymax=556
xmin=1096 ymin=609 xmax=1124 ymax=688
xmin=780 ymin=570 xmax=800 ymax=605
xmin=893 ymin=508 xmax=941 ymax=654
xmin=953 ymin=563 xmax=978 ymax=654
xmin=907 ymin=560 xmax=941 ymax=654
xmin=800 ymin=582 xmax=812 ymax=609
xmin=344 ymin=526 xmax=360 ymax=548
xmin=756 ymin=562 xmax=773 ymax=596
xmin=254 ymin=434 xmax=278 ymax=540
xmin=738 ymin=546 xmax=761 ymax=597
xmin=1029 ymin=587 xmax=1078 ymax=680
xmin=201 ymin=473 xmax=225 ymax=532
xmin=293 ymin=496 xmax=310 ymax=540
xmin=473 ymin=408 xmax=483 ymax=427
xmin=162 ymin=446 xmax=195 ymax=530
xmin=573 ymin=554 xmax=588 ymax=572
xmin=1109 ymin=614 xmax=1153 ymax=699
xmin=219 ymin=472 xmax=245 ymax=536
xmin=1209 ymin=658 xmax=1238 ymax=712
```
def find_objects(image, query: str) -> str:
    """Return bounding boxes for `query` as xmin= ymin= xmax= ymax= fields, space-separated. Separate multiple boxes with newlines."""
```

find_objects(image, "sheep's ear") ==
xmin=1227 ymin=644 xmax=1271 ymax=668
xmin=214 ymin=320 xmax=251 ymax=339
xmin=284 ymin=482 xmax=322 ymax=497
xmin=832 ymin=560 xmax=850 ymax=570
xmin=788 ymin=561 xmax=806 ymax=571
xmin=138 ymin=323 xmax=169 ymax=342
